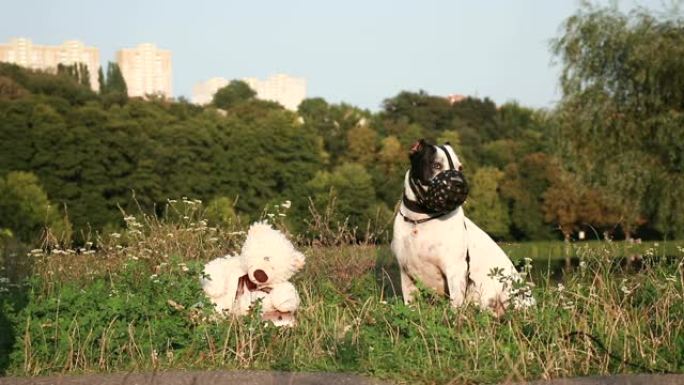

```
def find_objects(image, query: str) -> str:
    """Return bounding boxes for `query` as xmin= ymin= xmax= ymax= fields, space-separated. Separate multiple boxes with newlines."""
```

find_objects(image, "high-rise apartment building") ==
xmin=191 ymin=77 xmax=229 ymax=105
xmin=243 ymin=74 xmax=306 ymax=111
xmin=116 ymin=43 xmax=172 ymax=98
xmin=192 ymin=74 xmax=306 ymax=111
xmin=0 ymin=37 xmax=100 ymax=91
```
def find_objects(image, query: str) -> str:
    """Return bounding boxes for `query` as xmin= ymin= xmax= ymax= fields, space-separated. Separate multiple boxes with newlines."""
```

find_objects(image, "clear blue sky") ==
xmin=0 ymin=0 xmax=665 ymax=111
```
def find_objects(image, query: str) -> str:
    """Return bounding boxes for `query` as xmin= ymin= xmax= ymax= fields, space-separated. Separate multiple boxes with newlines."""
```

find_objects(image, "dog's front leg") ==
xmin=444 ymin=259 xmax=469 ymax=307
xmin=399 ymin=267 xmax=418 ymax=304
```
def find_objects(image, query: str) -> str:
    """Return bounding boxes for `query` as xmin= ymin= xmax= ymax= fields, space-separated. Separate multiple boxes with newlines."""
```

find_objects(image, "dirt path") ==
xmin=0 ymin=371 xmax=391 ymax=385
xmin=2 ymin=372 xmax=683 ymax=385
xmin=504 ymin=374 xmax=684 ymax=385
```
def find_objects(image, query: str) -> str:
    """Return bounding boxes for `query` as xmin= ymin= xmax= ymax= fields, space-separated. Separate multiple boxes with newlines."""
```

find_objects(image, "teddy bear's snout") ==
xmin=253 ymin=269 xmax=269 ymax=283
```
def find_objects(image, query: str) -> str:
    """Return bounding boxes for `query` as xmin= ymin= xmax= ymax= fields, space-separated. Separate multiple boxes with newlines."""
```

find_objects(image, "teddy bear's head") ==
xmin=241 ymin=222 xmax=306 ymax=287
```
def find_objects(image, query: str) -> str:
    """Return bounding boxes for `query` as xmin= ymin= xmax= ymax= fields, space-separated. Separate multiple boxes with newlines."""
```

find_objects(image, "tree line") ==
xmin=0 ymin=4 xmax=682 ymax=247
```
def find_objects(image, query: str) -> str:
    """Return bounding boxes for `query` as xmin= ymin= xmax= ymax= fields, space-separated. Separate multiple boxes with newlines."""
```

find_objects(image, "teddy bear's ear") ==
xmin=292 ymin=251 xmax=306 ymax=271
xmin=247 ymin=221 xmax=273 ymax=238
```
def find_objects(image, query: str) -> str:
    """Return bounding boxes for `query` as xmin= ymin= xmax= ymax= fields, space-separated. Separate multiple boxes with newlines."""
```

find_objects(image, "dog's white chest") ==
xmin=402 ymin=238 xmax=448 ymax=294
xmin=391 ymin=211 xmax=468 ymax=295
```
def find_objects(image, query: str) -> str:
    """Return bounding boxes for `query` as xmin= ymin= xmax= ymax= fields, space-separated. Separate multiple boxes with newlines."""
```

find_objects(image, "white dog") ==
xmin=391 ymin=140 xmax=531 ymax=315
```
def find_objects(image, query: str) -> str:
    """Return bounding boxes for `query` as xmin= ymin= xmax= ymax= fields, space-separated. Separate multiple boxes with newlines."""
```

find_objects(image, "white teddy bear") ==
xmin=201 ymin=221 xmax=306 ymax=326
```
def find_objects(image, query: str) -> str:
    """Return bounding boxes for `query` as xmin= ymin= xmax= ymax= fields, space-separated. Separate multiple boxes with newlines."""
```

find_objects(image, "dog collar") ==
xmin=399 ymin=208 xmax=448 ymax=225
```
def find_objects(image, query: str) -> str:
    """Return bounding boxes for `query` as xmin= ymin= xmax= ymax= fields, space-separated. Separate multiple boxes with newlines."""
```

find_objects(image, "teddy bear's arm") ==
xmin=202 ymin=256 xmax=246 ymax=313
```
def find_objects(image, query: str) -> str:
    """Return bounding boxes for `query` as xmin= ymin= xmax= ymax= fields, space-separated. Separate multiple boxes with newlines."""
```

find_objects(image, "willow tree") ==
xmin=552 ymin=5 xmax=684 ymax=238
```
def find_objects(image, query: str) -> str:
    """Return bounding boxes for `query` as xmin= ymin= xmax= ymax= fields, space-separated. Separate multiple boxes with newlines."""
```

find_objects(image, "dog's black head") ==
xmin=409 ymin=139 xmax=464 ymax=184
xmin=409 ymin=139 xmax=438 ymax=185
xmin=407 ymin=139 xmax=468 ymax=213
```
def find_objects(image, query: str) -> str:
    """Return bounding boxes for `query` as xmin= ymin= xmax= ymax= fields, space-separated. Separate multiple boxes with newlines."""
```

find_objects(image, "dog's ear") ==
xmin=410 ymin=139 xmax=426 ymax=155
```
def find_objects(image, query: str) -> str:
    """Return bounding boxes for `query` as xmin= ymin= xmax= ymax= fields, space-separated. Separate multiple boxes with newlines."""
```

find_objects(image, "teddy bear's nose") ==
xmin=253 ymin=269 xmax=269 ymax=283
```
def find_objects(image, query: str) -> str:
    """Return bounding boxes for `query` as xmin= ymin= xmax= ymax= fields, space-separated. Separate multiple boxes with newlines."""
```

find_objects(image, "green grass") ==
xmin=501 ymin=240 xmax=684 ymax=262
xmin=1 ymin=206 xmax=683 ymax=384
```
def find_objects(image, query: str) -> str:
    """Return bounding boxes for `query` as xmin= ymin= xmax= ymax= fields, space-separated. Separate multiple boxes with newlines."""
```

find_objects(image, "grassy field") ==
xmin=1 ymin=208 xmax=683 ymax=384
xmin=501 ymin=240 xmax=684 ymax=262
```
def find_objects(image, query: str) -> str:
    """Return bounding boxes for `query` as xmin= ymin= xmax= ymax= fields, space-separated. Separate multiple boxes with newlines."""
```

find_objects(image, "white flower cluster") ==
xmin=263 ymin=200 xmax=293 ymax=223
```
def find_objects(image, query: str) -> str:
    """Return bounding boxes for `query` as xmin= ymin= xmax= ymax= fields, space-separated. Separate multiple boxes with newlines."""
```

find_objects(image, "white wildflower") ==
xmin=281 ymin=200 xmax=292 ymax=209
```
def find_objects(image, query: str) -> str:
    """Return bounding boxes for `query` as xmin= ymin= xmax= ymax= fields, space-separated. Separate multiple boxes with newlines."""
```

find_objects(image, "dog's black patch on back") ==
xmin=409 ymin=140 xmax=436 ymax=185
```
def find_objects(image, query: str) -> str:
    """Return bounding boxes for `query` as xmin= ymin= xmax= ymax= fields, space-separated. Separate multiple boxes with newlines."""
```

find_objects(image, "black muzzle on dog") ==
xmin=403 ymin=145 xmax=469 ymax=217
xmin=418 ymin=169 xmax=469 ymax=213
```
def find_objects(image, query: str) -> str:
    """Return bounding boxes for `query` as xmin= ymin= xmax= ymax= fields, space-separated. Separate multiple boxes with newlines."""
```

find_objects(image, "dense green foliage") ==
xmin=467 ymin=167 xmax=510 ymax=239
xmin=0 ymin=62 xmax=558 ymax=245
xmin=0 ymin=63 xmax=325 ymax=241
xmin=211 ymin=80 xmax=256 ymax=109
xmin=0 ymin=172 xmax=71 ymax=244
xmin=553 ymin=5 xmax=684 ymax=239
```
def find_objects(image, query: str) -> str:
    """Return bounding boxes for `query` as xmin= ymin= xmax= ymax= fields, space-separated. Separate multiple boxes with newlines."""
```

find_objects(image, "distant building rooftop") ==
xmin=446 ymin=94 xmax=466 ymax=104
